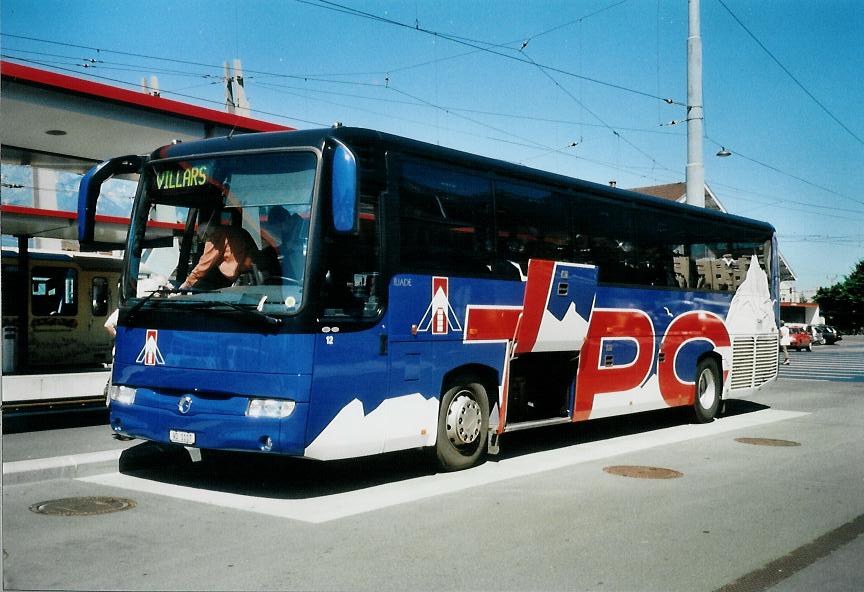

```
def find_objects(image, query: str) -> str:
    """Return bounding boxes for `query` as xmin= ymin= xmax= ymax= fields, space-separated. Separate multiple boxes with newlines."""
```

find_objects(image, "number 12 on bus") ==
xmin=79 ymin=127 xmax=780 ymax=471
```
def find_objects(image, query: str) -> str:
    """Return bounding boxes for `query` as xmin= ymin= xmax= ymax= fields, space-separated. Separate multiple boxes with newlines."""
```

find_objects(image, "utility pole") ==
xmin=224 ymin=62 xmax=235 ymax=114
xmin=224 ymin=60 xmax=251 ymax=117
xmin=232 ymin=59 xmax=250 ymax=118
xmin=686 ymin=0 xmax=705 ymax=207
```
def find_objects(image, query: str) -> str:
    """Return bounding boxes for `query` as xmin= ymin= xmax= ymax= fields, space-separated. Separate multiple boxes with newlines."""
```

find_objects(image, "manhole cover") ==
xmin=735 ymin=437 xmax=800 ymax=447
xmin=603 ymin=465 xmax=683 ymax=479
xmin=29 ymin=496 xmax=136 ymax=516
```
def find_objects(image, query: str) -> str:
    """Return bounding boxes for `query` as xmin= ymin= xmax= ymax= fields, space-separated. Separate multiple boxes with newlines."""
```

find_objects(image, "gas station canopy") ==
xmin=1 ymin=60 xmax=292 ymax=242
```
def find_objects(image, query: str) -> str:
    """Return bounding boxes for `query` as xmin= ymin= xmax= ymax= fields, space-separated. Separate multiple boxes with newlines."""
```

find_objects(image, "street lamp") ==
xmin=716 ymin=147 xmax=732 ymax=157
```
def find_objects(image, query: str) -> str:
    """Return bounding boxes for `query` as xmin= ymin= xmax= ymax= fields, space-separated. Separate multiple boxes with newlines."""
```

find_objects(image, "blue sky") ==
xmin=2 ymin=0 xmax=862 ymax=294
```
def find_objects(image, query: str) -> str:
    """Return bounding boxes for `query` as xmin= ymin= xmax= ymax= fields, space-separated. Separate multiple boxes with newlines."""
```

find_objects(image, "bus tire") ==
xmin=435 ymin=382 xmax=489 ymax=471
xmin=692 ymin=357 xmax=721 ymax=424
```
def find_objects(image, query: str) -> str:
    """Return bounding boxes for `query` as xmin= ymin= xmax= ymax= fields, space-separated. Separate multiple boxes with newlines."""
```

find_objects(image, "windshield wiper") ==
xmin=125 ymin=286 xmax=283 ymax=326
xmin=183 ymin=300 xmax=283 ymax=326
xmin=125 ymin=286 xmax=198 ymax=320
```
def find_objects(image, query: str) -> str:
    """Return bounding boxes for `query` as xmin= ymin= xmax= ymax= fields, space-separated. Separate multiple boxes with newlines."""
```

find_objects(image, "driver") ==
xmin=180 ymin=209 xmax=255 ymax=290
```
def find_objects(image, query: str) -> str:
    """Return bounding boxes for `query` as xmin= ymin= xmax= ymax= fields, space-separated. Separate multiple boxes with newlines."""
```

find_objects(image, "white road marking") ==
xmin=80 ymin=408 xmax=808 ymax=523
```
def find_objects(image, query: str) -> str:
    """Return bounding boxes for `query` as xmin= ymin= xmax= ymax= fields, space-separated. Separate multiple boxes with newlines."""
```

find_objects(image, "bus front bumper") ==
xmin=108 ymin=387 xmax=309 ymax=455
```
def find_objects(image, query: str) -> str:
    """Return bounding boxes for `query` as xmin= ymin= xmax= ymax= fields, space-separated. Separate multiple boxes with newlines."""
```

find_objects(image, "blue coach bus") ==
xmin=79 ymin=127 xmax=779 ymax=470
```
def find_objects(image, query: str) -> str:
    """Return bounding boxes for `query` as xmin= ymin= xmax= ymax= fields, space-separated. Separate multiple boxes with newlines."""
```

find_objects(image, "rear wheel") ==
xmin=435 ymin=382 xmax=489 ymax=471
xmin=692 ymin=357 xmax=722 ymax=423
xmin=805 ymin=343 xmax=813 ymax=352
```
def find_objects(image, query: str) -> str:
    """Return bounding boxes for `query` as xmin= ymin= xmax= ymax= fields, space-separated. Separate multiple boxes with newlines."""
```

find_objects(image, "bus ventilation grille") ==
xmin=730 ymin=334 xmax=779 ymax=390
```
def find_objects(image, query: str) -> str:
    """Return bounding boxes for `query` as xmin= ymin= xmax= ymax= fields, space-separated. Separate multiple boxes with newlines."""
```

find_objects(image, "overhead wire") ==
xmin=5 ymin=19 xmax=858 ymax=217
xmin=380 ymin=2 xmax=630 ymax=77
xmin=1 ymin=47 xmax=222 ymax=78
xmin=704 ymin=136 xmax=864 ymax=208
xmin=287 ymin=0 xmax=685 ymax=179
xmin=519 ymin=0 xmax=631 ymax=47
xmin=380 ymin=90 xmax=678 ymax=188
xmin=293 ymin=0 xmax=683 ymax=106
xmin=290 ymin=0 xmax=687 ymax=182
xmin=0 ymin=32 xmax=391 ymax=87
xmin=4 ymin=44 xmax=679 ymax=184
xmin=709 ymin=180 xmax=864 ymax=217
xmin=255 ymin=77 xmax=685 ymax=136
xmin=2 ymin=17 xmax=682 ymax=156
xmin=716 ymin=0 xmax=864 ymax=148
xmin=519 ymin=49 xmax=681 ymax=177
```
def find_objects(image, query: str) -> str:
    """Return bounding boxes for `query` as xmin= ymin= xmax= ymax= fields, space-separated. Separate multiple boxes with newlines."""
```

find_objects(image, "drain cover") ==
xmin=735 ymin=437 xmax=800 ymax=447
xmin=29 ymin=496 xmax=136 ymax=516
xmin=603 ymin=465 xmax=683 ymax=479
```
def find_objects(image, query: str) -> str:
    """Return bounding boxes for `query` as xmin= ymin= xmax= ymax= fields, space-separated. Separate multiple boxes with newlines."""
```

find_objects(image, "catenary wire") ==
xmin=717 ymin=0 xmax=864 ymax=148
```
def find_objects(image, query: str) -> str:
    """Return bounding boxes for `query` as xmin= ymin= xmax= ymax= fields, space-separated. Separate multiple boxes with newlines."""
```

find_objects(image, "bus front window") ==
xmin=127 ymin=151 xmax=317 ymax=316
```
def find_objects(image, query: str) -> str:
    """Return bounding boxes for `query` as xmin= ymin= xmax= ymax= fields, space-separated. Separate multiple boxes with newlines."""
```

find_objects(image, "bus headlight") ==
xmin=108 ymin=385 xmax=137 ymax=405
xmin=246 ymin=398 xmax=296 ymax=418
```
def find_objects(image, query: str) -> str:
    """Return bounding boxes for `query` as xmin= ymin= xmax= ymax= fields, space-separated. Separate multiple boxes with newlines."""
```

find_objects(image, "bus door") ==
xmin=502 ymin=260 xmax=598 ymax=428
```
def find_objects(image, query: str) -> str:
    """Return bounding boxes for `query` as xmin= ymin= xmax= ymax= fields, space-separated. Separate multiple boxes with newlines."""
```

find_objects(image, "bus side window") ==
xmin=398 ymin=158 xmax=494 ymax=275
xmin=672 ymin=246 xmax=693 ymax=288
xmin=320 ymin=196 xmax=382 ymax=319
xmin=572 ymin=195 xmax=636 ymax=283
xmin=689 ymin=238 xmax=768 ymax=293
xmin=495 ymin=180 xmax=572 ymax=276
xmin=633 ymin=210 xmax=688 ymax=289
xmin=31 ymin=266 xmax=78 ymax=316
xmin=91 ymin=277 xmax=110 ymax=316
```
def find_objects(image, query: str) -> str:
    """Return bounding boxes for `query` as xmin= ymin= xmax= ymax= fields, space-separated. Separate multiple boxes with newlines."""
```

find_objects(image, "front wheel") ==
xmin=805 ymin=343 xmax=813 ymax=352
xmin=692 ymin=358 xmax=722 ymax=423
xmin=435 ymin=382 xmax=490 ymax=471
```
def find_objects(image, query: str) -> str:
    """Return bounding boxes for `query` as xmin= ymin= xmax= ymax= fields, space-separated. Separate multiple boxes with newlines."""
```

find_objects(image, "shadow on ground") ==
xmin=118 ymin=398 xmax=771 ymax=500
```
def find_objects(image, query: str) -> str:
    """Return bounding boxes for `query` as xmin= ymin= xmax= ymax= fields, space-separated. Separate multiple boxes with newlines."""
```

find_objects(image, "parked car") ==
xmin=788 ymin=326 xmax=813 ymax=351
xmin=807 ymin=325 xmax=825 ymax=345
xmin=814 ymin=324 xmax=842 ymax=345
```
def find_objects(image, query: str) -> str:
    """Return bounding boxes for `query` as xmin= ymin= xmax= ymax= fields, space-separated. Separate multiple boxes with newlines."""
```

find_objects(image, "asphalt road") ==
xmin=2 ymin=337 xmax=863 ymax=591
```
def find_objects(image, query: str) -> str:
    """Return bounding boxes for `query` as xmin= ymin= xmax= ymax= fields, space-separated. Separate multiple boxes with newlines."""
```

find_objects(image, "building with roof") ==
xmin=779 ymin=301 xmax=823 ymax=326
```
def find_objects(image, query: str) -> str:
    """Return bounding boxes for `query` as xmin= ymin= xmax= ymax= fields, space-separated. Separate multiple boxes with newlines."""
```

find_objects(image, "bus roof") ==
xmin=153 ymin=126 xmax=776 ymax=235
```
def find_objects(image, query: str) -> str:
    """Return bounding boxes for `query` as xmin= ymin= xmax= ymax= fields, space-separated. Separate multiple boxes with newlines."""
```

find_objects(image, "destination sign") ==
xmin=154 ymin=165 xmax=209 ymax=191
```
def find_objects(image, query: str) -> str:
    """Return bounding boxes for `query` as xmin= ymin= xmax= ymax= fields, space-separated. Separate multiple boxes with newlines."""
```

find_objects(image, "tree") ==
xmin=814 ymin=259 xmax=864 ymax=334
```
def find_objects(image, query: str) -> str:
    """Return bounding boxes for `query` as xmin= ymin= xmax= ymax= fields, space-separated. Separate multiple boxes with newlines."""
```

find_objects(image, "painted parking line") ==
xmin=80 ymin=408 xmax=808 ymax=524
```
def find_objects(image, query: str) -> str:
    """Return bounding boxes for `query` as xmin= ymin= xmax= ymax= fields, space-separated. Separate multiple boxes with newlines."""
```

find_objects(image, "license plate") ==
xmin=169 ymin=430 xmax=196 ymax=445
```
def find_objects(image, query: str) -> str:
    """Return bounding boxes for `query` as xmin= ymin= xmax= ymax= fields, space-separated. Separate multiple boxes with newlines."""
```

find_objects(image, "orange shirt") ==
xmin=184 ymin=226 xmax=254 ymax=287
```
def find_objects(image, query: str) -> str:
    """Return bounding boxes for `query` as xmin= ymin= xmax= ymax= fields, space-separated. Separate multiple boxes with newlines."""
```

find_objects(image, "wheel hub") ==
xmin=446 ymin=392 xmax=482 ymax=446
xmin=697 ymin=368 xmax=716 ymax=409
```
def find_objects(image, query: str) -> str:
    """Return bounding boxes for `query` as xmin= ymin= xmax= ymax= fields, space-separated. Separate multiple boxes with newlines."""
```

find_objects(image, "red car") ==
xmin=788 ymin=326 xmax=813 ymax=351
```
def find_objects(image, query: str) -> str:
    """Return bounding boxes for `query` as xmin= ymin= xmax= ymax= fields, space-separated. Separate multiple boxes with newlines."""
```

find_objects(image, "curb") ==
xmin=3 ymin=449 xmax=125 ymax=485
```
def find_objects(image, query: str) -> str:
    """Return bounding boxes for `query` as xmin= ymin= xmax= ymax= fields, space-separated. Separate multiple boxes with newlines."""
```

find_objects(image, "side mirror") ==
xmin=331 ymin=144 xmax=358 ymax=234
xmin=78 ymin=155 xmax=144 ymax=250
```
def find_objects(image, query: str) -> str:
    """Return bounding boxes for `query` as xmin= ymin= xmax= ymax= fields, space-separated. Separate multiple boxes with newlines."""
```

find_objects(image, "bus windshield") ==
xmin=126 ymin=150 xmax=317 ymax=316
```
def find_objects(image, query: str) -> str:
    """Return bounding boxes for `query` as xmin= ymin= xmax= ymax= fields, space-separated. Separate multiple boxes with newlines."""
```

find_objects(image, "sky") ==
xmin=2 ymin=0 xmax=863 ymax=295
